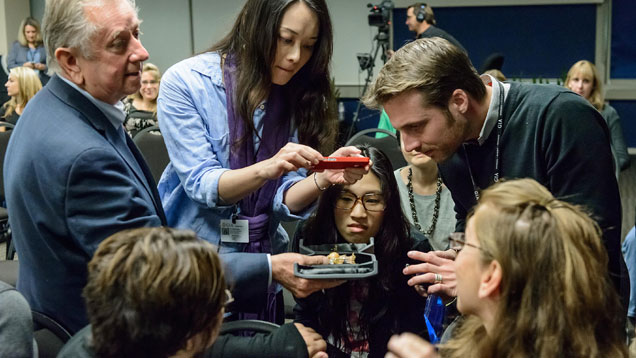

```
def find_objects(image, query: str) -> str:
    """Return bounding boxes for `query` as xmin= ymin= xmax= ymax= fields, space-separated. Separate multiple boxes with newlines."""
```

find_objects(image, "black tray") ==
xmin=293 ymin=239 xmax=378 ymax=280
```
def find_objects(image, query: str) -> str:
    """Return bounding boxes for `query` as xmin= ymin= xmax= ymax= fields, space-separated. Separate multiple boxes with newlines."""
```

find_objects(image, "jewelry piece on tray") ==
xmin=327 ymin=251 xmax=356 ymax=264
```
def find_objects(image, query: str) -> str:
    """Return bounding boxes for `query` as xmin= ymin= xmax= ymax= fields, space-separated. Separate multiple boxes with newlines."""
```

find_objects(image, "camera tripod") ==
xmin=346 ymin=28 xmax=390 ymax=142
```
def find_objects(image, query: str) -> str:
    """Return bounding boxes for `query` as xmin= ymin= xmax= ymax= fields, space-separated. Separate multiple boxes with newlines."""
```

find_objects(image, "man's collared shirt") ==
xmin=58 ymin=75 xmax=127 ymax=138
xmin=475 ymin=74 xmax=510 ymax=146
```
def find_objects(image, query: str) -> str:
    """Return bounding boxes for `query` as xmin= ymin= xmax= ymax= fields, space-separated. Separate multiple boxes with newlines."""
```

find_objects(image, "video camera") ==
xmin=367 ymin=1 xmax=394 ymax=29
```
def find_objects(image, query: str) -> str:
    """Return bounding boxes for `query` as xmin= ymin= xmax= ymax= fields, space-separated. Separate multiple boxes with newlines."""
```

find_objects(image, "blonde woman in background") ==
xmin=2 ymin=66 xmax=42 ymax=125
xmin=565 ymin=60 xmax=630 ymax=177
xmin=123 ymin=63 xmax=161 ymax=137
xmin=385 ymin=178 xmax=627 ymax=358
xmin=7 ymin=17 xmax=49 ymax=84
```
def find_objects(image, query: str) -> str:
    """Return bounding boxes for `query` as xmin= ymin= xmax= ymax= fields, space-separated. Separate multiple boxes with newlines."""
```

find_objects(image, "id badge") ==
xmin=220 ymin=219 xmax=249 ymax=243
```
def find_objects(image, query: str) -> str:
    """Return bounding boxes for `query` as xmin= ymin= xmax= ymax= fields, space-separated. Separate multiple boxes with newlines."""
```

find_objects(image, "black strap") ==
xmin=464 ymin=81 xmax=505 ymax=201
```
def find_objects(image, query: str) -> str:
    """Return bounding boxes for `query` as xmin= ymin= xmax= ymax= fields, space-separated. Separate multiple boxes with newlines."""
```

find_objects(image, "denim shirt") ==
xmin=157 ymin=52 xmax=313 ymax=254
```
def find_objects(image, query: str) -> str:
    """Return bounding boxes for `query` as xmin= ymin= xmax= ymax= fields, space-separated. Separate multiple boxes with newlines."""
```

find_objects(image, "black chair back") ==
xmin=32 ymin=310 xmax=72 ymax=358
xmin=0 ymin=55 xmax=8 ymax=105
xmin=346 ymin=128 xmax=407 ymax=170
xmin=0 ymin=123 xmax=15 ymax=202
xmin=219 ymin=319 xmax=280 ymax=335
xmin=132 ymin=125 xmax=170 ymax=184
xmin=0 ymin=123 xmax=14 ymax=259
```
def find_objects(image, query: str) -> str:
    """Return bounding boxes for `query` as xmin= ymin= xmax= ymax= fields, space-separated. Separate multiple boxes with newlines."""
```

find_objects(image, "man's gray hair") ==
xmin=43 ymin=0 xmax=137 ymax=75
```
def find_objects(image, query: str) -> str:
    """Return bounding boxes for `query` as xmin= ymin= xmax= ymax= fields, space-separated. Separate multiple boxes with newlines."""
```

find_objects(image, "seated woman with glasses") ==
xmin=385 ymin=178 xmax=627 ymax=358
xmin=123 ymin=63 xmax=161 ymax=137
xmin=294 ymin=144 xmax=432 ymax=358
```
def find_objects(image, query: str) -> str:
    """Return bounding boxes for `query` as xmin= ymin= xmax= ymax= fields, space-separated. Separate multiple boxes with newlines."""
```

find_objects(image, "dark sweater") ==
xmin=439 ymin=82 xmax=622 ymax=288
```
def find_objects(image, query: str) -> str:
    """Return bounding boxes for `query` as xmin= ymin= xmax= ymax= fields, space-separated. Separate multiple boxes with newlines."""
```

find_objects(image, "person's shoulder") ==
xmin=163 ymin=52 xmax=222 ymax=85
xmin=512 ymin=84 xmax=606 ymax=132
xmin=58 ymin=325 xmax=95 ymax=358
xmin=509 ymin=82 xmax=586 ymax=110
xmin=601 ymin=102 xmax=619 ymax=118
xmin=511 ymin=82 xmax=569 ymax=97
xmin=0 ymin=281 xmax=14 ymax=295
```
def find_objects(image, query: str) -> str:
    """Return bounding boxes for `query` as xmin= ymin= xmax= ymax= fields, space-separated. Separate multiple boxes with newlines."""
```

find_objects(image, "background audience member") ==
xmin=363 ymin=37 xmax=624 ymax=300
xmin=394 ymin=134 xmax=456 ymax=251
xmin=385 ymin=179 xmax=628 ymax=358
xmin=565 ymin=59 xmax=630 ymax=177
xmin=0 ymin=280 xmax=35 ymax=358
xmin=404 ymin=3 xmax=465 ymax=52
xmin=2 ymin=66 xmax=42 ymax=125
xmin=124 ymin=62 xmax=160 ymax=137
xmin=294 ymin=145 xmax=431 ymax=358
xmin=7 ymin=17 xmax=49 ymax=84
xmin=59 ymin=227 xmax=227 ymax=358
xmin=158 ymin=0 xmax=367 ymax=323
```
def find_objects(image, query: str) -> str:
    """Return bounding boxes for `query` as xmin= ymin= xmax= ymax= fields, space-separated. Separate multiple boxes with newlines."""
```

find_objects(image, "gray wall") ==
xmin=1 ymin=0 xmax=31 ymax=57
xmin=29 ymin=0 xmax=43 ymax=22
xmin=136 ymin=0 xmax=192 ymax=72
xmin=25 ymin=0 xmax=382 ymax=85
xmin=142 ymin=0 xmax=382 ymax=85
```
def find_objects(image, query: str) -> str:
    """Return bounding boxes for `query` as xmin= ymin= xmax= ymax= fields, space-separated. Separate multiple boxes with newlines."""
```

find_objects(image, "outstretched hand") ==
xmin=403 ymin=249 xmax=457 ymax=299
xmin=271 ymin=253 xmax=344 ymax=298
xmin=385 ymin=332 xmax=439 ymax=358
xmin=294 ymin=323 xmax=328 ymax=358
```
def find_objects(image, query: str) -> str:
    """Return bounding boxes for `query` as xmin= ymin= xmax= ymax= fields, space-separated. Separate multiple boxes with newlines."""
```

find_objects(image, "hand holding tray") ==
xmin=293 ymin=239 xmax=378 ymax=280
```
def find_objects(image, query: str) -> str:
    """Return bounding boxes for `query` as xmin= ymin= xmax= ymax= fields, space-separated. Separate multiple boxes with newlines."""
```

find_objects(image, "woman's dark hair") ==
xmin=301 ymin=144 xmax=414 ymax=353
xmin=210 ymin=0 xmax=337 ymax=154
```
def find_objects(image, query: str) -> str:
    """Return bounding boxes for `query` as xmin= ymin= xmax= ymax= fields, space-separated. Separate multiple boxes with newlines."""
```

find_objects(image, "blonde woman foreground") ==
xmin=386 ymin=178 xmax=627 ymax=358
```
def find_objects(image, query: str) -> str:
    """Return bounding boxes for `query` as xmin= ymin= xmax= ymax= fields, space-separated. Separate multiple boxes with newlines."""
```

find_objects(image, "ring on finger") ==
xmin=434 ymin=273 xmax=443 ymax=284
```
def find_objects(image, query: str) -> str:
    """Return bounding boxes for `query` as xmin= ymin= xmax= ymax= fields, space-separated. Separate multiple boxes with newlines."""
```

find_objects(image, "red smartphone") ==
xmin=312 ymin=157 xmax=370 ymax=172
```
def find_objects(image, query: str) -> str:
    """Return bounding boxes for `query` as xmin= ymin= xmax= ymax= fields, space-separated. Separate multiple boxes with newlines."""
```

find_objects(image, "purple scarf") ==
xmin=223 ymin=55 xmax=290 ymax=324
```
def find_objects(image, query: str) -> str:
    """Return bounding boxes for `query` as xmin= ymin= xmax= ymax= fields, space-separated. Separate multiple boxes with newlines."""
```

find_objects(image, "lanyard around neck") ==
xmin=464 ymin=81 xmax=505 ymax=202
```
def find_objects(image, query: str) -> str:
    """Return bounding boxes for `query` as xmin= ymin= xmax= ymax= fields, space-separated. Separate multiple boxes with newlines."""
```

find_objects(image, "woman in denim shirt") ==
xmin=157 ymin=0 xmax=367 ymax=324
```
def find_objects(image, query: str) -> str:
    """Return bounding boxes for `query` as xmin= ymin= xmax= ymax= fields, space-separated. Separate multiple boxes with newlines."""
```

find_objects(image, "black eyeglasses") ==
xmin=448 ymin=232 xmax=485 ymax=253
xmin=334 ymin=192 xmax=386 ymax=212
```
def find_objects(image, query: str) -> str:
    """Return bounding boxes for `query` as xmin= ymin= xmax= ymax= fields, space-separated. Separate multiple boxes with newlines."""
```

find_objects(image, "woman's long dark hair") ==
xmin=210 ymin=0 xmax=337 ymax=154
xmin=301 ymin=145 xmax=414 ymax=353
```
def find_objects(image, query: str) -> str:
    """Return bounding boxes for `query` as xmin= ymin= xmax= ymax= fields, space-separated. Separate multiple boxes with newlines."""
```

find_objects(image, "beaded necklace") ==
xmin=406 ymin=167 xmax=442 ymax=236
